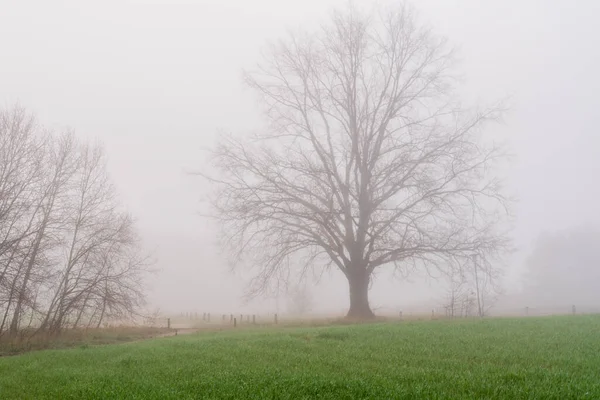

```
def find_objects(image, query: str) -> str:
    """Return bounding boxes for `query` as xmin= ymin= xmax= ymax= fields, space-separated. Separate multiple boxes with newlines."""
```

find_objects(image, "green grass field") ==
xmin=0 ymin=316 xmax=599 ymax=399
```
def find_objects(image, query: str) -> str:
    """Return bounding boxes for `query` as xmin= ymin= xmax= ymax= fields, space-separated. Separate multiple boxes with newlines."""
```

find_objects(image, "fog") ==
xmin=1 ymin=0 xmax=599 ymax=316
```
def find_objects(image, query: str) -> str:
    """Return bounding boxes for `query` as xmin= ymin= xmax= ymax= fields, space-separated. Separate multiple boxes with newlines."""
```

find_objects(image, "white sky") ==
xmin=1 ymin=0 xmax=599 ymax=314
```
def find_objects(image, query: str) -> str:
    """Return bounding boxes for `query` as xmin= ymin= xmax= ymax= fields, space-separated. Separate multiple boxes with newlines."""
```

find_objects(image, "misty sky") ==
xmin=1 ymin=0 xmax=599 ymax=314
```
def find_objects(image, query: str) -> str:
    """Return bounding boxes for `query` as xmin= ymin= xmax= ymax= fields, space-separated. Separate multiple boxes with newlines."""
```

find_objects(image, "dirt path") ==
xmin=156 ymin=328 xmax=200 ymax=338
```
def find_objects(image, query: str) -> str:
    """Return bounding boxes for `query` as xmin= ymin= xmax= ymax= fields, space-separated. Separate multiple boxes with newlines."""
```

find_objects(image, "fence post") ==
xmin=274 ymin=313 xmax=278 ymax=324
xmin=230 ymin=314 xmax=233 ymax=323
xmin=525 ymin=306 xmax=529 ymax=316
xmin=431 ymin=309 xmax=435 ymax=319
xmin=167 ymin=318 xmax=171 ymax=329
xmin=234 ymin=318 xmax=237 ymax=328
xmin=572 ymin=305 xmax=576 ymax=315
xmin=240 ymin=314 xmax=243 ymax=323
xmin=203 ymin=312 xmax=206 ymax=321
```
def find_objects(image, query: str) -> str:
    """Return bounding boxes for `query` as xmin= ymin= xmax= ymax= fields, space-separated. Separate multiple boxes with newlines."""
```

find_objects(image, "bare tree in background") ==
xmin=441 ymin=255 xmax=500 ymax=318
xmin=40 ymin=142 xmax=118 ymax=332
xmin=0 ymin=108 xmax=45 ymax=333
xmin=519 ymin=227 xmax=600 ymax=310
xmin=286 ymin=283 xmax=313 ymax=316
xmin=471 ymin=254 xmax=501 ymax=317
xmin=205 ymin=4 xmax=510 ymax=318
xmin=0 ymin=105 xmax=151 ymax=338
xmin=6 ymin=132 xmax=78 ymax=335
xmin=442 ymin=270 xmax=468 ymax=318
xmin=40 ymin=143 xmax=151 ymax=333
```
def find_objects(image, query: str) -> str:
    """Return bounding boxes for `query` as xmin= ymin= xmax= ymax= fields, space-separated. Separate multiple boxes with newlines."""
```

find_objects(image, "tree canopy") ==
xmin=206 ymin=4 xmax=510 ymax=318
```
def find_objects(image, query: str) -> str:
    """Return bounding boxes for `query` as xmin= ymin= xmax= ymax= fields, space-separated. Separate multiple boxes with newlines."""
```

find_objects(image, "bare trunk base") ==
xmin=346 ymin=272 xmax=375 ymax=319
xmin=346 ymin=305 xmax=376 ymax=320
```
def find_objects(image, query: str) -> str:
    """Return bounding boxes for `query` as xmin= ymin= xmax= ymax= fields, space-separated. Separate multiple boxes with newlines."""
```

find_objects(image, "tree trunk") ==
xmin=9 ymin=230 xmax=44 ymax=336
xmin=96 ymin=297 xmax=107 ymax=329
xmin=346 ymin=270 xmax=375 ymax=319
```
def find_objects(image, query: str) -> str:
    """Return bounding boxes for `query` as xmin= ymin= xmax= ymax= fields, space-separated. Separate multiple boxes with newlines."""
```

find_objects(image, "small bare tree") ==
xmin=286 ymin=284 xmax=313 ymax=316
xmin=442 ymin=255 xmax=501 ymax=318
xmin=442 ymin=270 xmax=468 ymax=318
xmin=204 ymin=4 xmax=510 ymax=318
xmin=470 ymin=254 xmax=501 ymax=317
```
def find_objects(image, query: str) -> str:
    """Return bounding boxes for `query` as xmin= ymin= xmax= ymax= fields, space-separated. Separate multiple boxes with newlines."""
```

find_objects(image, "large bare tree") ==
xmin=206 ymin=4 xmax=510 ymax=318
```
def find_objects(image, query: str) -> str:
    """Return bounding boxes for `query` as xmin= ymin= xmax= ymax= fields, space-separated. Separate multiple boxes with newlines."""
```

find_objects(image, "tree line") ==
xmin=0 ymin=106 xmax=149 ymax=338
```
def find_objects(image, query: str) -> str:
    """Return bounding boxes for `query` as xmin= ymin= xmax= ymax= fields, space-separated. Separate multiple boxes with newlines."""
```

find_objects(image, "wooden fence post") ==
xmin=234 ymin=318 xmax=237 ymax=328
xmin=572 ymin=305 xmax=576 ymax=315
xmin=525 ymin=306 xmax=529 ymax=316
xmin=167 ymin=318 xmax=171 ymax=329
xmin=274 ymin=313 xmax=278 ymax=324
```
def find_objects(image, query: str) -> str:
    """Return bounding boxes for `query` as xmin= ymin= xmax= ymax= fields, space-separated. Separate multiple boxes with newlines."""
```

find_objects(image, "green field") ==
xmin=0 ymin=316 xmax=599 ymax=399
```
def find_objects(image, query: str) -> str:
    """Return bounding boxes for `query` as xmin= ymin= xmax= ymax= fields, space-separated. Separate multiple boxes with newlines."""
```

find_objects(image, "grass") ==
xmin=0 ymin=326 xmax=171 ymax=356
xmin=0 ymin=316 xmax=599 ymax=399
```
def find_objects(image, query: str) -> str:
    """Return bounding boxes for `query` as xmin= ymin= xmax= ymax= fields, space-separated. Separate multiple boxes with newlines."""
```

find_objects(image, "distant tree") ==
xmin=204 ymin=3 xmax=510 ymax=318
xmin=286 ymin=284 xmax=312 ymax=316
xmin=442 ymin=270 xmax=468 ymax=318
xmin=472 ymin=255 xmax=502 ymax=317
xmin=441 ymin=255 xmax=501 ymax=318
xmin=521 ymin=226 xmax=600 ymax=309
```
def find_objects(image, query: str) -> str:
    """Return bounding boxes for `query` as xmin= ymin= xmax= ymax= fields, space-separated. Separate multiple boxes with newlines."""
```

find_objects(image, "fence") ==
xmin=144 ymin=304 xmax=600 ymax=331
xmin=146 ymin=313 xmax=282 ymax=330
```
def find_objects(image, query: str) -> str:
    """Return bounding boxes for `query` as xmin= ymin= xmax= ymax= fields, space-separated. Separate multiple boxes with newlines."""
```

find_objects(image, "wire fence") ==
xmin=142 ymin=304 xmax=600 ymax=331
